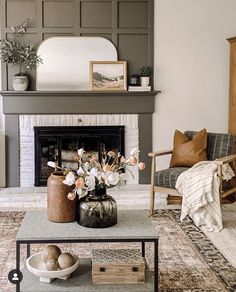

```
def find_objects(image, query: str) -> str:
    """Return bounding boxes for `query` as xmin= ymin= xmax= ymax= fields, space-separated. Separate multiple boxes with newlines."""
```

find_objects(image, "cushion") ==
xmin=170 ymin=128 xmax=207 ymax=167
xmin=184 ymin=131 xmax=236 ymax=160
xmin=154 ymin=167 xmax=188 ymax=188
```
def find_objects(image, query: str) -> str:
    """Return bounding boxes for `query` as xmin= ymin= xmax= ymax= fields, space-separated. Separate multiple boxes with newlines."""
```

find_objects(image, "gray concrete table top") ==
xmin=16 ymin=210 xmax=158 ymax=241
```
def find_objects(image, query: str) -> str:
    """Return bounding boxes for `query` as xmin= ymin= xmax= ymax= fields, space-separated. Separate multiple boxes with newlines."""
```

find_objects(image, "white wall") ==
xmin=154 ymin=0 xmax=236 ymax=169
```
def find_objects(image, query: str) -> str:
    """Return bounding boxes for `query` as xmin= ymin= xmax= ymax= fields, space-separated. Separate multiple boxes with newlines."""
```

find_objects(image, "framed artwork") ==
xmin=90 ymin=61 xmax=127 ymax=91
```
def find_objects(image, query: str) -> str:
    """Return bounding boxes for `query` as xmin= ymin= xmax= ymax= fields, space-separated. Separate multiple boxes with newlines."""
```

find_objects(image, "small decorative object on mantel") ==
xmin=129 ymin=74 xmax=140 ymax=86
xmin=90 ymin=61 xmax=127 ymax=91
xmin=26 ymin=244 xmax=79 ymax=283
xmin=0 ymin=22 xmax=42 ymax=91
xmin=47 ymin=147 xmax=145 ymax=228
xmin=139 ymin=65 xmax=152 ymax=87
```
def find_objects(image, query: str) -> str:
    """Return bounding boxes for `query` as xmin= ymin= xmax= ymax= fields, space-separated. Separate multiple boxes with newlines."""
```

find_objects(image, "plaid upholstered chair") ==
xmin=148 ymin=131 xmax=236 ymax=215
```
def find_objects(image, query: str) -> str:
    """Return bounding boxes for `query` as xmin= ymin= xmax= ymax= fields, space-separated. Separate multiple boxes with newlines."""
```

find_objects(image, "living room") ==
xmin=0 ymin=0 xmax=236 ymax=291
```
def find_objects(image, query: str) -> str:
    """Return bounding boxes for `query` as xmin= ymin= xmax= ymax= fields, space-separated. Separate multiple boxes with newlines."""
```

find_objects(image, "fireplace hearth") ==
xmin=34 ymin=126 xmax=125 ymax=186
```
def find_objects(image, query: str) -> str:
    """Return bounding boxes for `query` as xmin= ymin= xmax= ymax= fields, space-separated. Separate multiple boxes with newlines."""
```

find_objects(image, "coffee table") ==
xmin=15 ymin=210 xmax=159 ymax=291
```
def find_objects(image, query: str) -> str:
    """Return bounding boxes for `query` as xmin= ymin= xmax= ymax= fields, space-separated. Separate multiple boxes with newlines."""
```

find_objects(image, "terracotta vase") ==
xmin=47 ymin=171 xmax=76 ymax=222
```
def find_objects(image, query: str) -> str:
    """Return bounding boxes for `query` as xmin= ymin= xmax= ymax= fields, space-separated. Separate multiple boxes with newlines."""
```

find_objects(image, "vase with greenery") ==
xmin=0 ymin=22 xmax=42 ymax=91
xmin=139 ymin=65 xmax=152 ymax=87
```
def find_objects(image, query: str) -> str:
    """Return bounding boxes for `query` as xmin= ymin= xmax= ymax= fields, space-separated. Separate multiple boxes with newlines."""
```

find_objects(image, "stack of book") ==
xmin=128 ymin=86 xmax=151 ymax=92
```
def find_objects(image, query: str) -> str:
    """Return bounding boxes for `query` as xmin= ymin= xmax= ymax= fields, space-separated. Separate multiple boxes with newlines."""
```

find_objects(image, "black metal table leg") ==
xmin=154 ymin=240 xmax=158 ymax=292
xmin=142 ymin=241 xmax=145 ymax=257
xmin=16 ymin=241 xmax=20 ymax=292
xmin=27 ymin=243 xmax=30 ymax=258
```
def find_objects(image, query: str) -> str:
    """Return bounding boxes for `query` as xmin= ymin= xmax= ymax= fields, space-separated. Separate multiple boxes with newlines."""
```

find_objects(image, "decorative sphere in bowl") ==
xmin=42 ymin=245 xmax=61 ymax=263
xmin=26 ymin=252 xmax=79 ymax=283
xmin=58 ymin=252 xmax=74 ymax=269
xmin=45 ymin=259 xmax=59 ymax=271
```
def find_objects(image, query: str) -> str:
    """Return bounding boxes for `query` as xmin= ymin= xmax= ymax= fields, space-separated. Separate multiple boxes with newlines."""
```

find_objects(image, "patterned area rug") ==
xmin=0 ymin=210 xmax=235 ymax=292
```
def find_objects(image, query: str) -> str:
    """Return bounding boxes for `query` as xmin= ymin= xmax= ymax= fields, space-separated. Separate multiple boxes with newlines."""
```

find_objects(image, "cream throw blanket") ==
xmin=175 ymin=161 xmax=235 ymax=232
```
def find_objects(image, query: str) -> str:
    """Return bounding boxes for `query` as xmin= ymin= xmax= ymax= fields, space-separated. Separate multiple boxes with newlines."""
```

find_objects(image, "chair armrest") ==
xmin=216 ymin=154 xmax=236 ymax=164
xmin=148 ymin=150 xmax=173 ymax=157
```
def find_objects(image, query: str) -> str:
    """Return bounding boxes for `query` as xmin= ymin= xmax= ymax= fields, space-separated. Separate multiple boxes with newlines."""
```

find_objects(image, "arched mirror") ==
xmin=36 ymin=37 xmax=118 ymax=91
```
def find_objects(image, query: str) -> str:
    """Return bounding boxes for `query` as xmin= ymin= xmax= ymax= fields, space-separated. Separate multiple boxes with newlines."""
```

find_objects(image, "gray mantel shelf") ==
xmin=1 ymin=90 xmax=160 ymax=115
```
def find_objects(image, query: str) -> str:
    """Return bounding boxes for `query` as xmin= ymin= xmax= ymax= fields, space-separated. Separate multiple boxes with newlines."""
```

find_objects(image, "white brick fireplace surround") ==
xmin=19 ymin=114 xmax=139 ymax=187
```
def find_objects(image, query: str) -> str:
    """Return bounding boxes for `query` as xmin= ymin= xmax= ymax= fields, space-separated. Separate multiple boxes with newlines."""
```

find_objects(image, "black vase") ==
xmin=77 ymin=188 xmax=117 ymax=228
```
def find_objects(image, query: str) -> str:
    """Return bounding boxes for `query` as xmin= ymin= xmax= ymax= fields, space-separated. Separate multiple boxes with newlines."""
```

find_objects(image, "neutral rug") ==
xmin=0 ymin=211 xmax=235 ymax=292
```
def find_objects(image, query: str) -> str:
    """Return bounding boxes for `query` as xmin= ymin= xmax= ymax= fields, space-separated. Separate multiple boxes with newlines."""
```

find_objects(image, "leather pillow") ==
xmin=170 ymin=129 xmax=207 ymax=167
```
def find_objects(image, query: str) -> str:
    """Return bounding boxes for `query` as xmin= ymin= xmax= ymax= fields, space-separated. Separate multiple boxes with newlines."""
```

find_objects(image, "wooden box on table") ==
xmin=92 ymin=249 xmax=145 ymax=284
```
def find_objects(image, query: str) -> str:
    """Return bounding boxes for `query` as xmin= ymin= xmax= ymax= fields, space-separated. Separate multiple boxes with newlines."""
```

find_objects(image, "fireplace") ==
xmin=2 ymin=91 xmax=157 ymax=186
xmin=34 ymin=126 xmax=125 ymax=186
xmin=19 ymin=113 xmax=139 ymax=187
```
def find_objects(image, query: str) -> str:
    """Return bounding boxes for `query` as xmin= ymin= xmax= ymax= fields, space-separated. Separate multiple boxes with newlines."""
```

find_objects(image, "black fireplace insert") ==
xmin=34 ymin=126 xmax=125 ymax=186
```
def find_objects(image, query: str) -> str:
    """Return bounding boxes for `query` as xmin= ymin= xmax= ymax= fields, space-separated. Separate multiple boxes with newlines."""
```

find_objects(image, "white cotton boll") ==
xmin=102 ymin=172 xmax=120 ymax=186
xmin=47 ymin=161 xmax=56 ymax=168
xmin=130 ymin=147 xmax=139 ymax=156
xmin=83 ymin=162 xmax=90 ymax=171
xmin=90 ymin=167 xmax=101 ymax=178
xmin=77 ymin=148 xmax=85 ymax=156
xmin=108 ymin=172 xmax=120 ymax=186
xmin=77 ymin=167 xmax=84 ymax=175
xmin=85 ymin=176 xmax=95 ymax=191
xmin=63 ymin=172 xmax=76 ymax=186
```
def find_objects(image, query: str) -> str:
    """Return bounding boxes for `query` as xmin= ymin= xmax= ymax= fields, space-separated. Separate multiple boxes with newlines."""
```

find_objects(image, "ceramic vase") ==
xmin=47 ymin=171 xmax=76 ymax=222
xmin=12 ymin=75 xmax=29 ymax=91
xmin=140 ymin=76 xmax=149 ymax=87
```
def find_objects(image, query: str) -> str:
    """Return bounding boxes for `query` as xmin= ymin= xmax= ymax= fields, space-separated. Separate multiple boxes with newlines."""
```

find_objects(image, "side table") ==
xmin=15 ymin=210 xmax=159 ymax=291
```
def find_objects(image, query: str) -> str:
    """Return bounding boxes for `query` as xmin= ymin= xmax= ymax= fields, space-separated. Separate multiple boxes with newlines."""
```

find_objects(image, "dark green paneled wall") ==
xmin=0 ymin=0 xmax=154 ymax=90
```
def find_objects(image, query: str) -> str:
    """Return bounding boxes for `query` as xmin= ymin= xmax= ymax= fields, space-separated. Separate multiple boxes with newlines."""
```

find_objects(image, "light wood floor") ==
xmin=201 ymin=203 xmax=236 ymax=268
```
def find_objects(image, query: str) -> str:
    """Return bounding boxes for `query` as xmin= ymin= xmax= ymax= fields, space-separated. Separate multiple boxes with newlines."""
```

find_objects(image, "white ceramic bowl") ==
xmin=26 ymin=252 xmax=79 ymax=283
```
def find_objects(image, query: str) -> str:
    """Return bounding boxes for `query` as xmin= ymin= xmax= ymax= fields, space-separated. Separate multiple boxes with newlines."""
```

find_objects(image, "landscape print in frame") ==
xmin=90 ymin=61 xmax=127 ymax=91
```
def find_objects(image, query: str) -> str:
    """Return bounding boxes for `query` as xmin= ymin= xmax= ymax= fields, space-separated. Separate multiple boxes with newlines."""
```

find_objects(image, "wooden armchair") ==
xmin=148 ymin=131 xmax=236 ymax=215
